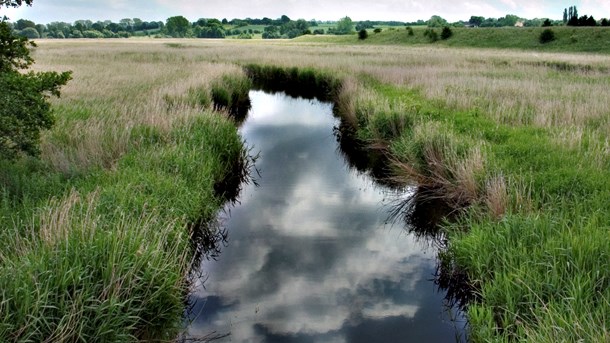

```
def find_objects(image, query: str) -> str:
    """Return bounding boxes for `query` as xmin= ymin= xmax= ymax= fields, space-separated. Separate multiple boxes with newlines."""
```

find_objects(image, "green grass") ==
xmin=296 ymin=26 xmax=610 ymax=53
xmin=0 ymin=103 xmax=248 ymax=341
xmin=243 ymin=64 xmax=610 ymax=341
xmin=363 ymin=81 xmax=610 ymax=342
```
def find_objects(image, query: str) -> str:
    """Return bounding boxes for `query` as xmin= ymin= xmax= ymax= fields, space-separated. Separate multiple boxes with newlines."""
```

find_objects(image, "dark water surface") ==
xmin=186 ymin=91 xmax=465 ymax=342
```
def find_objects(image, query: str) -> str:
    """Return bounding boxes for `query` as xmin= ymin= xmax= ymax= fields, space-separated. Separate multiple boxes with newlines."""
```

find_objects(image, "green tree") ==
xmin=469 ymin=16 xmax=484 ymax=26
xmin=358 ymin=28 xmax=368 ymax=40
xmin=18 ymin=26 xmax=39 ymax=38
xmin=14 ymin=18 xmax=35 ymax=30
xmin=165 ymin=16 xmax=190 ymax=37
xmin=427 ymin=15 xmax=447 ymax=27
xmin=335 ymin=16 xmax=353 ymax=34
xmin=1 ymin=1 xmax=71 ymax=158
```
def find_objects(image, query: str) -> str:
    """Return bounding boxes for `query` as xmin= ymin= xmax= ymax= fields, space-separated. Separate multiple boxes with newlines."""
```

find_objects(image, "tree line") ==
xmin=8 ymin=9 xmax=610 ymax=41
xmin=6 ymin=15 xmax=374 ymax=39
xmin=563 ymin=5 xmax=609 ymax=27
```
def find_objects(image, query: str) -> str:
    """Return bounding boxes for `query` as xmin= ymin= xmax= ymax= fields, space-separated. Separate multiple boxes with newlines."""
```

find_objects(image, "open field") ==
xmin=297 ymin=26 xmax=610 ymax=53
xmin=1 ymin=38 xmax=609 ymax=341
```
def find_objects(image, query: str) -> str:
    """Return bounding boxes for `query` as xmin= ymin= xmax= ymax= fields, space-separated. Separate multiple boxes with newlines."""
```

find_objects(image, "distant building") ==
xmin=514 ymin=21 xmax=524 ymax=27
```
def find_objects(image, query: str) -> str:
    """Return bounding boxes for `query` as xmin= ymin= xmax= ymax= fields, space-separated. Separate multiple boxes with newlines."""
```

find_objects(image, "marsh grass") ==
xmin=0 ymin=40 xmax=251 ymax=341
xmin=1 ymin=38 xmax=607 ymax=341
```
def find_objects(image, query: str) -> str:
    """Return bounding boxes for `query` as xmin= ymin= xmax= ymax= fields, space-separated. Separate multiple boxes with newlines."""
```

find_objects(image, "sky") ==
xmin=1 ymin=0 xmax=609 ymax=24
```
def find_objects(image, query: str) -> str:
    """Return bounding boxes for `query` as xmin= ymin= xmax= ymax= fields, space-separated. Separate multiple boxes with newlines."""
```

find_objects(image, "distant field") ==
xmin=296 ymin=26 xmax=610 ymax=53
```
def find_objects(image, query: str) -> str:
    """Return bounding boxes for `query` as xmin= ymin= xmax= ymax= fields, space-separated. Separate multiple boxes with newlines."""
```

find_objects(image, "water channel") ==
xmin=185 ymin=91 xmax=466 ymax=342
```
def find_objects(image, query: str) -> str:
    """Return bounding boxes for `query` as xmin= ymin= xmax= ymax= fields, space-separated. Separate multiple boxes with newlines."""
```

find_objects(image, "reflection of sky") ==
xmin=186 ymin=91 xmax=464 ymax=342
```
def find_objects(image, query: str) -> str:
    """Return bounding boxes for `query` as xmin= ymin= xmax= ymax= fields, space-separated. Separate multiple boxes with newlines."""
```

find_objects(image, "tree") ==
xmin=567 ymin=6 xmax=579 ymax=26
xmin=440 ymin=26 xmax=453 ymax=40
xmin=602 ymin=18 xmax=609 ymax=27
xmin=542 ymin=19 xmax=552 ymax=27
xmin=427 ymin=15 xmax=447 ymax=27
xmin=563 ymin=8 xmax=568 ymax=24
xmin=469 ymin=16 xmax=484 ymax=26
xmin=498 ymin=14 xmax=519 ymax=27
xmin=165 ymin=16 xmax=190 ymax=37
xmin=335 ymin=16 xmax=353 ymax=35
xmin=14 ymin=18 xmax=35 ymax=30
xmin=358 ymin=29 xmax=368 ymax=40
xmin=18 ymin=26 xmax=39 ymax=38
xmin=1 ymin=1 xmax=71 ymax=159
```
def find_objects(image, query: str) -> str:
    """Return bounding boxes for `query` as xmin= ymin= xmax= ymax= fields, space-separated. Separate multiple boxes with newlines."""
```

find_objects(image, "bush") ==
xmin=373 ymin=28 xmax=382 ymax=34
xmin=423 ymin=28 xmax=438 ymax=42
xmin=406 ymin=26 xmax=414 ymax=36
xmin=358 ymin=29 xmax=368 ymax=40
xmin=440 ymin=26 xmax=453 ymax=40
xmin=539 ymin=28 xmax=556 ymax=44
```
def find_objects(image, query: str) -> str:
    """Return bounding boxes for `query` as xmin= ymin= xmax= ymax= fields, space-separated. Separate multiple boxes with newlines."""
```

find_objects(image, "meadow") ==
xmin=1 ymin=38 xmax=608 ymax=341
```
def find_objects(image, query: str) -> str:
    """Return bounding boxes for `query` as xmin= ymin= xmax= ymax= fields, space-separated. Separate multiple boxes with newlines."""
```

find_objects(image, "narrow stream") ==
xmin=186 ymin=91 xmax=465 ymax=342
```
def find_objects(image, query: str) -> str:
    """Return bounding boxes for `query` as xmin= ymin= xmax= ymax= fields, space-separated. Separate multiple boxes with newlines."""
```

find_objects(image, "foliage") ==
xmin=165 ymin=15 xmax=190 ymax=37
xmin=539 ymin=28 xmax=555 ymax=44
xmin=440 ymin=26 xmax=453 ymax=40
xmin=334 ymin=16 xmax=354 ymax=35
xmin=0 ymin=0 xmax=33 ymax=7
xmin=406 ymin=26 xmax=414 ymax=36
xmin=17 ymin=26 xmax=38 ymax=38
xmin=358 ymin=28 xmax=368 ymax=40
xmin=469 ymin=16 xmax=484 ymax=27
xmin=373 ymin=28 xmax=382 ymax=34
xmin=0 ymin=13 xmax=71 ymax=159
xmin=423 ymin=28 xmax=438 ymax=42
xmin=427 ymin=15 xmax=448 ymax=28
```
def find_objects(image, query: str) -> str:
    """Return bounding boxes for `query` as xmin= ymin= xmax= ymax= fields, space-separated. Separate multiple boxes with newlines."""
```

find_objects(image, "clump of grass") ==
xmin=211 ymin=73 xmax=252 ymax=119
xmin=0 ymin=190 xmax=189 ymax=341
xmin=390 ymin=121 xmax=485 ymax=209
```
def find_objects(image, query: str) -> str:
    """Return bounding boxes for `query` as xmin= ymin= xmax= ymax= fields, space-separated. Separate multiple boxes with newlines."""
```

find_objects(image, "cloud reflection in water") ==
xmin=186 ymin=91 xmax=462 ymax=342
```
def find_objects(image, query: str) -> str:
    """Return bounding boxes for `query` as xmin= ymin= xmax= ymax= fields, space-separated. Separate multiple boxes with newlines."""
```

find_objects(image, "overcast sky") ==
xmin=2 ymin=0 xmax=609 ymax=24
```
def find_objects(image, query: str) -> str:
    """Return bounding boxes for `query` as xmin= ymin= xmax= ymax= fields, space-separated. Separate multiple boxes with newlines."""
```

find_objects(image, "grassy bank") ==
xmin=296 ymin=26 xmax=610 ymax=53
xmin=0 ymin=41 xmax=251 ymax=340
xmin=3 ymin=39 xmax=609 ymax=341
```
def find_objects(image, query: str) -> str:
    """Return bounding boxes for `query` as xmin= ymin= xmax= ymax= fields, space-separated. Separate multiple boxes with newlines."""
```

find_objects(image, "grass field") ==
xmin=297 ymin=26 xmax=610 ymax=53
xmin=1 ymin=38 xmax=609 ymax=341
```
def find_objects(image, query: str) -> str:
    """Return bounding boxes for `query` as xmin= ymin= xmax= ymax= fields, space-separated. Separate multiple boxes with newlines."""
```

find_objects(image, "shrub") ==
xmin=358 ymin=29 xmax=368 ymax=40
xmin=440 ymin=26 xmax=453 ymax=40
xmin=539 ymin=28 xmax=556 ymax=44
xmin=373 ymin=28 xmax=382 ymax=34
xmin=406 ymin=26 xmax=414 ymax=36
xmin=423 ymin=28 xmax=438 ymax=42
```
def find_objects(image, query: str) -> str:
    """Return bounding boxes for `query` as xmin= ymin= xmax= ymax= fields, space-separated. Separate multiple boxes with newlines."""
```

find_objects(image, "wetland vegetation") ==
xmin=0 ymin=33 xmax=609 ymax=342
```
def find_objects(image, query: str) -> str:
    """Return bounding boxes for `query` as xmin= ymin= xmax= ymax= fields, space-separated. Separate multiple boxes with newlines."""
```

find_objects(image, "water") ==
xmin=186 ymin=91 xmax=465 ymax=342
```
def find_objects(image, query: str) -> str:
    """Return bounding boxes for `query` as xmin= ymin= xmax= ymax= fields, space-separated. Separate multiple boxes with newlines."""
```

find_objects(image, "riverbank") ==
xmin=1 ymin=39 xmax=608 ymax=341
xmin=0 ymin=43 xmax=251 ymax=340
